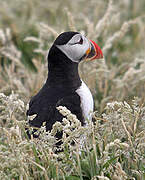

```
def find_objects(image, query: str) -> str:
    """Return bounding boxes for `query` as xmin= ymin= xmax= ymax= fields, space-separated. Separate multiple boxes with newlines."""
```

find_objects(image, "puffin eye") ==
xmin=78 ymin=37 xmax=83 ymax=44
xmin=68 ymin=36 xmax=83 ymax=45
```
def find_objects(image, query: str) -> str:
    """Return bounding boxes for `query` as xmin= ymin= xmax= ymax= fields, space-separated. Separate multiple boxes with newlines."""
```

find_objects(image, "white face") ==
xmin=56 ymin=34 xmax=91 ymax=63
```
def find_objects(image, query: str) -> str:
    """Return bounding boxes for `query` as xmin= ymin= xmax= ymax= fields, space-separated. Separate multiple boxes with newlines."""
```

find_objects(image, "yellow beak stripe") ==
xmin=86 ymin=48 xmax=91 ymax=55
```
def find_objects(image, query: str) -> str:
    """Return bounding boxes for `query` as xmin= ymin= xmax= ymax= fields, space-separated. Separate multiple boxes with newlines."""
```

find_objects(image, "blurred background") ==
xmin=0 ymin=1 xmax=145 ymax=179
xmin=0 ymin=0 xmax=145 ymax=112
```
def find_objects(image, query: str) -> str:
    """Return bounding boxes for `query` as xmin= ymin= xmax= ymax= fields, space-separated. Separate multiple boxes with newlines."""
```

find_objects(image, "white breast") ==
xmin=76 ymin=81 xmax=94 ymax=121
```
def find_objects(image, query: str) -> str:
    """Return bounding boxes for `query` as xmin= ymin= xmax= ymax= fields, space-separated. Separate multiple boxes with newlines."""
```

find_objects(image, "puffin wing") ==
xmin=46 ymin=93 xmax=84 ymax=131
xmin=26 ymin=94 xmax=55 ymax=138
xmin=26 ymin=93 xmax=84 ymax=138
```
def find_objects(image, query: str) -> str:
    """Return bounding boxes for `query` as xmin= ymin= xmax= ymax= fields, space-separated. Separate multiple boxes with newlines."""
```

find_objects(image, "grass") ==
xmin=0 ymin=0 xmax=145 ymax=179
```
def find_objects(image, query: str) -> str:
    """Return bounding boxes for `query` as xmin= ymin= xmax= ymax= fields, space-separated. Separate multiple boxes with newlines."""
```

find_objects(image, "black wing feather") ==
xmin=26 ymin=92 xmax=84 ymax=138
xmin=46 ymin=93 xmax=84 ymax=131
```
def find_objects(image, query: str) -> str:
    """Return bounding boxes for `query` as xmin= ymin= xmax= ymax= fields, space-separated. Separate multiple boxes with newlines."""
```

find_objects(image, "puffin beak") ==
xmin=85 ymin=40 xmax=103 ymax=61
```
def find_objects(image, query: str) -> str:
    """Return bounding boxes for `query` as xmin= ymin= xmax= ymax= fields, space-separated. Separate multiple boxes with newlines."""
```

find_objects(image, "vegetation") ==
xmin=0 ymin=0 xmax=145 ymax=179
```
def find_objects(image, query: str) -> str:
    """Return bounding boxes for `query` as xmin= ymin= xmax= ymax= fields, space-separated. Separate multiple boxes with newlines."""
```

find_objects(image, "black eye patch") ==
xmin=78 ymin=37 xmax=83 ymax=44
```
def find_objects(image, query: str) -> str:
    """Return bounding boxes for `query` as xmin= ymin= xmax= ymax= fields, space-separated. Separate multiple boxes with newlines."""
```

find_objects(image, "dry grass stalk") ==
xmin=103 ymin=14 xmax=145 ymax=55
xmin=65 ymin=8 xmax=77 ymax=32
xmin=121 ymin=117 xmax=133 ymax=147
xmin=95 ymin=0 xmax=114 ymax=40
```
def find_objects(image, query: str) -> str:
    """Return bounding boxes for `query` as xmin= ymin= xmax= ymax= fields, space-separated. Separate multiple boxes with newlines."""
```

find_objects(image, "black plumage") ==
xmin=27 ymin=32 xmax=84 ymax=138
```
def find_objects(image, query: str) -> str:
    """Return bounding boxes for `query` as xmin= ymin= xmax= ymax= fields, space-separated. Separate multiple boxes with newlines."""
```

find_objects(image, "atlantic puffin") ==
xmin=26 ymin=31 xmax=103 ymax=138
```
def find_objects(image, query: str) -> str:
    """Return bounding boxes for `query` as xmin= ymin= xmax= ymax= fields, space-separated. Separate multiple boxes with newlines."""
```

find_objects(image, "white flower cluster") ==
xmin=0 ymin=92 xmax=24 ymax=115
xmin=105 ymin=100 xmax=132 ymax=113
xmin=57 ymin=106 xmax=81 ymax=128
xmin=27 ymin=114 xmax=37 ymax=121
xmin=0 ymin=92 xmax=25 ymax=126
xmin=105 ymin=101 xmax=123 ymax=110
xmin=51 ymin=106 xmax=86 ymax=150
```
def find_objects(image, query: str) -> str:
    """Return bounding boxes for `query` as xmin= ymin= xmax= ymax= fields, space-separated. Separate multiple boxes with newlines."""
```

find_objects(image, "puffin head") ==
xmin=48 ymin=31 xmax=103 ymax=63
